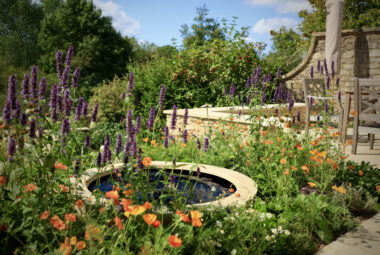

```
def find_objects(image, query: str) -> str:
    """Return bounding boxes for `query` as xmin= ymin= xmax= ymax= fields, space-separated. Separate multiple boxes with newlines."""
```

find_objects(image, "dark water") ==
xmin=88 ymin=169 xmax=234 ymax=204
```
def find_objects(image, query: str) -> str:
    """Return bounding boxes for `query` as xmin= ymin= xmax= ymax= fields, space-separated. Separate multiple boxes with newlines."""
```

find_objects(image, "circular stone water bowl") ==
xmin=70 ymin=161 xmax=257 ymax=208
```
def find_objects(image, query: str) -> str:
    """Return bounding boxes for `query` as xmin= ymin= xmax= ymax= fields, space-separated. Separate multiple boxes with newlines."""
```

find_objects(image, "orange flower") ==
xmin=196 ymin=120 xmax=202 ymax=125
xmin=307 ymin=182 xmax=317 ymax=187
xmin=142 ymin=202 xmax=152 ymax=209
xmin=326 ymin=158 xmax=335 ymax=165
xmin=285 ymin=122 xmax=291 ymax=128
xmin=50 ymin=215 xmax=66 ymax=231
xmin=291 ymin=166 xmax=297 ymax=170
xmin=105 ymin=190 xmax=119 ymax=200
xmin=124 ymin=205 xmax=146 ymax=217
xmin=114 ymin=216 xmax=123 ymax=230
xmin=376 ymin=186 xmax=380 ymax=192
xmin=99 ymin=207 xmax=105 ymax=214
xmin=123 ymin=189 xmax=133 ymax=196
xmin=142 ymin=157 xmax=152 ymax=167
xmin=283 ymin=171 xmax=289 ymax=175
xmin=59 ymin=184 xmax=69 ymax=192
xmin=347 ymin=139 xmax=353 ymax=145
xmin=347 ymin=165 xmax=355 ymax=170
xmin=259 ymin=130 xmax=268 ymax=137
xmin=143 ymin=138 xmax=149 ymax=143
xmin=332 ymin=185 xmax=347 ymax=194
xmin=59 ymin=237 xmax=72 ymax=255
xmin=263 ymin=140 xmax=274 ymax=145
xmin=332 ymin=163 xmax=338 ymax=170
xmin=143 ymin=214 xmax=157 ymax=225
xmin=176 ymin=210 xmax=190 ymax=223
xmin=301 ymin=165 xmax=310 ymax=173
xmin=54 ymin=162 xmax=67 ymax=171
xmin=309 ymin=140 xmax=319 ymax=147
xmin=76 ymin=241 xmax=86 ymax=250
xmin=70 ymin=236 xmax=77 ymax=245
xmin=75 ymin=199 xmax=84 ymax=209
xmin=65 ymin=213 xmax=77 ymax=223
xmin=85 ymin=225 xmax=102 ymax=242
xmin=350 ymin=110 xmax=357 ymax=116
xmin=280 ymin=158 xmax=287 ymax=164
xmin=229 ymin=188 xmax=235 ymax=193
xmin=276 ymin=137 xmax=282 ymax=143
xmin=0 ymin=176 xmax=7 ymax=186
xmin=24 ymin=183 xmax=38 ymax=192
xmin=168 ymin=235 xmax=182 ymax=247
xmin=40 ymin=211 xmax=50 ymax=220
xmin=359 ymin=170 xmax=363 ymax=176
xmin=152 ymin=220 xmax=161 ymax=228
xmin=122 ymin=198 xmax=133 ymax=211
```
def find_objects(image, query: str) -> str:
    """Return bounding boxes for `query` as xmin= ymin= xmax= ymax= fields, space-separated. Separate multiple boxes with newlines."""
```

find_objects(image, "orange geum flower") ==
xmin=359 ymin=170 xmax=364 ymax=176
xmin=168 ymin=235 xmax=182 ymax=247
xmin=0 ymin=176 xmax=7 ymax=186
xmin=143 ymin=137 xmax=149 ymax=143
xmin=65 ymin=213 xmax=77 ymax=223
xmin=114 ymin=216 xmax=123 ymax=230
xmin=301 ymin=165 xmax=310 ymax=173
xmin=142 ymin=157 xmax=152 ymax=167
xmin=263 ymin=140 xmax=274 ymax=145
xmin=259 ymin=130 xmax=268 ymax=137
xmin=40 ymin=211 xmax=50 ymax=220
xmin=123 ymin=189 xmax=133 ymax=196
xmin=50 ymin=215 xmax=66 ymax=231
xmin=190 ymin=210 xmax=203 ymax=227
xmin=105 ymin=190 xmax=119 ymax=200
xmin=142 ymin=202 xmax=152 ymax=209
xmin=280 ymin=158 xmax=287 ymax=164
xmin=332 ymin=185 xmax=347 ymax=194
xmin=283 ymin=171 xmax=289 ymax=175
xmin=124 ymin=205 xmax=146 ymax=217
xmin=291 ymin=166 xmax=297 ymax=170
xmin=54 ymin=162 xmax=67 ymax=170
xmin=76 ymin=241 xmax=86 ymax=250
xmin=75 ymin=199 xmax=84 ymax=209
xmin=307 ymin=182 xmax=317 ymax=187
xmin=70 ymin=236 xmax=77 ymax=245
xmin=24 ymin=183 xmax=38 ymax=192
xmin=376 ymin=186 xmax=380 ymax=192
xmin=122 ymin=198 xmax=133 ymax=211
xmin=176 ymin=210 xmax=190 ymax=223
xmin=143 ymin=214 xmax=157 ymax=225
xmin=152 ymin=220 xmax=161 ymax=228
xmin=59 ymin=184 xmax=69 ymax=192
xmin=59 ymin=237 xmax=72 ymax=255
xmin=350 ymin=110 xmax=357 ymax=116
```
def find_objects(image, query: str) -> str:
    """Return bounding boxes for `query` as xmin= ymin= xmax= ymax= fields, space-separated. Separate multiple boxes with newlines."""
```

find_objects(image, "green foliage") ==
xmin=126 ymin=37 xmax=177 ymax=63
xmin=37 ymin=0 xmax=133 ymax=98
xmin=180 ymin=5 xmax=225 ymax=49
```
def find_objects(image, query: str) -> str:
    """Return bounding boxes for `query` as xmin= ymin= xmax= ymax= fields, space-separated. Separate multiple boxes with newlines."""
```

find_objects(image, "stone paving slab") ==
xmin=316 ymin=213 xmax=380 ymax=255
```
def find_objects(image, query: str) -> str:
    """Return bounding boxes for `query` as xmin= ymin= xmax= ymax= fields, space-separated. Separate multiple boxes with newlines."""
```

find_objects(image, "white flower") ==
xmin=265 ymin=235 xmax=271 ymax=241
xmin=271 ymin=234 xmax=276 ymax=239
xmin=216 ymin=221 xmax=222 ymax=227
xmin=220 ymin=229 xmax=225 ymax=234
xmin=266 ymin=213 xmax=272 ymax=219
xmin=230 ymin=217 xmax=236 ymax=222
xmin=284 ymin=230 xmax=291 ymax=235
xmin=253 ymin=238 xmax=257 ymax=242
xmin=211 ymin=186 xmax=216 ymax=192
xmin=271 ymin=228 xmax=278 ymax=234
xmin=216 ymin=242 xmax=222 ymax=248
xmin=231 ymin=249 xmax=237 ymax=255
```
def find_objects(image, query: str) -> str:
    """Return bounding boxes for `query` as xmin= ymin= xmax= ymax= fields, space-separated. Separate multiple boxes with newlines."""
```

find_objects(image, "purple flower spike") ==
xmin=20 ymin=113 xmax=27 ymax=126
xmin=183 ymin=129 xmax=188 ymax=144
xmin=310 ymin=66 xmax=314 ymax=80
xmin=309 ymin=96 xmax=314 ymax=106
xmin=164 ymin=126 xmax=169 ymax=148
xmin=159 ymin=85 xmax=166 ymax=110
xmin=52 ymin=108 xmax=58 ymax=122
xmin=61 ymin=119 xmax=70 ymax=135
xmin=75 ymin=97 xmax=84 ymax=121
xmin=172 ymin=157 xmax=176 ymax=166
xmin=7 ymin=74 xmax=17 ymax=109
xmin=7 ymin=137 xmax=16 ymax=161
xmin=326 ymin=76 xmax=330 ymax=89
xmin=30 ymin=65 xmax=38 ymax=100
xmin=13 ymin=101 xmax=20 ymax=119
xmin=63 ymin=90 xmax=72 ymax=117
xmin=120 ymin=92 xmax=126 ymax=101
xmin=3 ymin=101 xmax=12 ymax=125
xmin=197 ymin=138 xmax=201 ymax=150
xmin=126 ymin=109 xmax=134 ymax=137
xmin=116 ymin=134 xmax=122 ymax=154
xmin=317 ymin=115 xmax=320 ymax=121
xmin=65 ymin=46 xmax=74 ymax=66
xmin=288 ymin=98 xmax=294 ymax=112
xmin=203 ymin=137 xmax=209 ymax=152
xmin=336 ymin=78 xmax=340 ymax=87
xmin=84 ymin=135 xmax=90 ymax=149
xmin=277 ymin=67 xmax=281 ymax=79
xmin=39 ymin=78 xmax=47 ymax=99
xmin=97 ymin=152 xmax=102 ymax=167
xmin=170 ymin=105 xmax=177 ymax=130
xmin=317 ymin=60 xmax=321 ymax=72
xmin=338 ymin=91 xmax=341 ymax=102
xmin=170 ymin=174 xmax=175 ymax=184
xmin=82 ymin=101 xmax=88 ymax=117
xmin=183 ymin=108 xmax=188 ymax=125
xmin=229 ymin=83 xmax=236 ymax=100
xmin=297 ymin=110 xmax=301 ymax=122
xmin=56 ymin=50 xmax=63 ymax=79
xmin=91 ymin=103 xmax=99 ymax=122
xmin=49 ymin=84 xmax=58 ymax=108
xmin=331 ymin=61 xmax=335 ymax=77
xmin=21 ymin=74 xmax=29 ymax=99
xmin=196 ymin=167 xmax=200 ymax=177
xmin=61 ymin=65 xmax=70 ymax=88
xmin=127 ymin=72 xmax=134 ymax=95
xmin=323 ymin=58 xmax=329 ymax=76
xmin=71 ymin=67 xmax=80 ymax=87
xmin=29 ymin=118 xmax=36 ymax=138
xmin=147 ymin=107 xmax=155 ymax=130
xmin=324 ymin=100 xmax=328 ymax=113
xmin=135 ymin=116 xmax=141 ymax=134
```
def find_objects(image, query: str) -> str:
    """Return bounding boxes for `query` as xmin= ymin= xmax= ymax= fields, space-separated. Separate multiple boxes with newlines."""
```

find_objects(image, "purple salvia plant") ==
xmin=183 ymin=129 xmax=188 ymax=144
xmin=317 ymin=115 xmax=320 ymax=121
xmin=331 ymin=61 xmax=335 ymax=77
xmin=13 ymin=101 xmax=20 ymax=119
xmin=7 ymin=137 xmax=16 ymax=161
xmin=106 ymin=147 xmax=112 ymax=162
xmin=277 ymin=67 xmax=281 ymax=79
xmin=170 ymin=105 xmax=177 ymax=130
xmin=71 ymin=67 xmax=80 ymax=87
xmin=97 ymin=152 xmax=102 ymax=167
xmin=39 ymin=78 xmax=47 ymax=99
xmin=183 ymin=108 xmax=188 ymax=125
xmin=326 ymin=76 xmax=330 ymax=89
xmin=196 ymin=167 xmax=201 ymax=177
xmin=136 ymin=155 xmax=142 ymax=171
xmin=49 ymin=84 xmax=58 ymax=108
xmin=229 ymin=83 xmax=235 ymax=100
xmin=310 ymin=66 xmax=314 ymax=80
xmin=246 ymin=95 xmax=251 ymax=105
xmin=56 ymin=50 xmax=63 ymax=79
xmin=297 ymin=110 xmax=301 ymax=122
xmin=57 ymin=95 xmax=63 ymax=113
xmin=288 ymin=98 xmax=294 ymax=112
xmin=309 ymin=96 xmax=314 ymax=106
xmin=115 ymin=134 xmax=122 ymax=154
xmin=20 ymin=113 xmax=27 ymax=126
xmin=321 ymin=66 xmax=324 ymax=74
xmin=127 ymin=72 xmax=134 ymax=96
xmin=336 ymin=77 xmax=340 ymax=87
xmin=61 ymin=65 xmax=70 ymax=88
xmin=30 ymin=65 xmax=38 ymax=100
xmin=91 ymin=103 xmax=99 ymax=122
xmin=292 ymin=116 xmax=295 ymax=125
xmin=203 ymin=137 xmax=209 ymax=152
xmin=52 ymin=108 xmax=58 ymax=122
xmin=126 ymin=109 xmax=134 ymax=137
xmin=29 ymin=118 xmax=36 ymax=138
xmin=158 ymin=85 xmax=166 ymax=110
xmin=196 ymin=138 xmax=201 ymax=150
xmin=21 ymin=74 xmax=29 ymax=100
xmin=130 ymin=140 xmax=137 ymax=156
xmin=75 ymin=97 xmax=84 ymax=121
xmin=261 ymin=91 xmax=266 ymax=106
xmin=82 ymin=101 xmax=88 ymax=117
xmin=164 ymin=126 xmax=169 ymax=148
xmin=2 ymin=101 xmax=12 ymax=125
xmin=238 ymin=110 xmax=242 ymax=116
xmin=323 ymin=58 xmax=329 ymax=76
xmin=8 ymin=74 xmax=17 ymax=109
xmin=121 ymin=92 xmax=126 ymax=101
xmin=324 ymin=100 xmax=328 ymax=113
xmin=338 ymin=91 xmax=341 ymax=102
xmin=317 ymin=60 xmax=321 ymax=72
xmin=61 ymin=119 xmax=70 ymax=135
xmin=135 ymin=116 xmax=141 ymax=134
xmin=63 ymin=90 xmax=72 ymax=117
xmin=84 ymin=135 xmax=90 ymax=150
xmin=147 ymin=107 xmax=155 ymax=130
xmin=172 ymin=157 xmax=176 ymax=166
xmin=65 ymin=46 xmax=74 ymax=66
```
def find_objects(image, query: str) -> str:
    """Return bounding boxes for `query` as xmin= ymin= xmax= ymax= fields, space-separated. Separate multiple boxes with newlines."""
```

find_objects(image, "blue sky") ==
xmin=92 ymin=0 xmax=313 ymax=49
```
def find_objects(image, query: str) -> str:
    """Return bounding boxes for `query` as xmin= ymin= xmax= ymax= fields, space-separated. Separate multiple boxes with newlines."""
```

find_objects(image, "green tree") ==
xmin=180 ymin=5 xmax=225 ymax=48
xmin=37 ymin=0 xmax=133 ymax=97
xmin=299 ymin=0 xmax=380 ymax=34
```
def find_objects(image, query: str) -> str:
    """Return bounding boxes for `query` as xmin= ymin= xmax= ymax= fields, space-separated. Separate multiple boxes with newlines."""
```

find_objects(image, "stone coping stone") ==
xmin=70 ymin=161 xmax=258 ymax=209
xmin=164 ymin=103 xmax=305 ymax=126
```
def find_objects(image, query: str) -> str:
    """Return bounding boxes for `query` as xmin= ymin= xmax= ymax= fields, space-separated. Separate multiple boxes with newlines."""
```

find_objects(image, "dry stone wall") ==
xmin=282 ymin=28 xmax=380 ymax=101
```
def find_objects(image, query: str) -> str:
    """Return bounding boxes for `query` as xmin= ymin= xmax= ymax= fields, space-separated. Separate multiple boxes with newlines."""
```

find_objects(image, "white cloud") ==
xmin=93 ymin=0 xmax=141 ymax=36
xmin=244 ymin=0 xmax=312 ymax=13
xmin=252 ymin=17 xmax=299 ymax=34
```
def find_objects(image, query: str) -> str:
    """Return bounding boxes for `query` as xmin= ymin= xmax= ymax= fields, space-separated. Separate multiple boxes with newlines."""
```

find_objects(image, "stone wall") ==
xmin=282 ymin=28 xmax=380 ymax=101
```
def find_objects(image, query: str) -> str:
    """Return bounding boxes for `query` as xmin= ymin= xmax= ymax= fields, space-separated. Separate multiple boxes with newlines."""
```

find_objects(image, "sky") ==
xmin=92 ymin=0 xmax=313 ymax=49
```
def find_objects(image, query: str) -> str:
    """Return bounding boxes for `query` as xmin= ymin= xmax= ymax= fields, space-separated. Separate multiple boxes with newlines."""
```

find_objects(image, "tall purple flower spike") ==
xmin=171 ymin=105 xmax=177 ymax=130
xmin=159 ymin=85 xmax=166 ymax=110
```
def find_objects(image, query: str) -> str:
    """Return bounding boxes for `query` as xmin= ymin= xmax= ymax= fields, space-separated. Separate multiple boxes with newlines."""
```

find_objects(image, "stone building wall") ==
xmin=282 ymin=28 xmax=380 ymax=101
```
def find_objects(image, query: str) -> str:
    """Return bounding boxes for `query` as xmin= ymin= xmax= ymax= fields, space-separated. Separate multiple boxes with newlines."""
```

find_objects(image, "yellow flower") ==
xmin=307 ymin=182 xmax=316 ymax=187
xmin=332 ymin=185 xmax=347 ymax=194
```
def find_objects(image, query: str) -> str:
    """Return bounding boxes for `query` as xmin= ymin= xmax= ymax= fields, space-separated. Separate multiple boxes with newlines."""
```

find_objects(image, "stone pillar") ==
xmin=325 ymin=0 xmax=344 ymax=73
